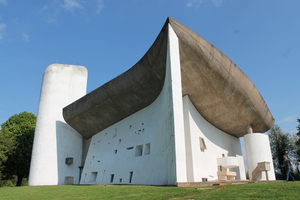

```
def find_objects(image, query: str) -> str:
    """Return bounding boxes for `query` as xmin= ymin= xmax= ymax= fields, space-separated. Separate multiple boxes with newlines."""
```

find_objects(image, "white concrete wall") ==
xmin=79 ymin=25 xmax=188 ymax=186
xmin=244 ymin=133 xmax=276 ymax=180
xmin=79 ymin=73 xmax=177 ymax=185
xmin=29 ymin=64 xmax=87 ymax=185
xmin=167 ymin=24 xmax=187 ymax=183
xmin=182 ymin=95 xmax=246 ymax=182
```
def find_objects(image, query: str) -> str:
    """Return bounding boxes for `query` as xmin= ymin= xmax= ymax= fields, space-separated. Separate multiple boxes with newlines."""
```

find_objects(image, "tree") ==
xmin=295 ymin=118 xmax=300 ymax=159
xmin=268 ymin=124 xmax=296 ymax=177
xmin=0 ymin=112 xmax=36 ymax=186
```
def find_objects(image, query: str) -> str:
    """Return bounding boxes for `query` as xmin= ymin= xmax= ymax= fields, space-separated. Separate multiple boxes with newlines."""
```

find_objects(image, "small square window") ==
xmin=135 ymin=145 xmax=143 ymax=157
xmin=65 ymin=157 xmax=73 ymax=165
xmin=199 ymin=137 xmax=207 ymax=150
xmin=144 ymin=143 xmax=150 ymax=155
xmin=90 ymin=172 xmax=98 ymax=182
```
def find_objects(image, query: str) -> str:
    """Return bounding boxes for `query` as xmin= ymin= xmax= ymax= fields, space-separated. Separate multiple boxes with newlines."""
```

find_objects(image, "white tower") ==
xmin=244 ymin=133 xmax=276 ymax=181
xmin=29 ymin=64 xmax=88 ymax=185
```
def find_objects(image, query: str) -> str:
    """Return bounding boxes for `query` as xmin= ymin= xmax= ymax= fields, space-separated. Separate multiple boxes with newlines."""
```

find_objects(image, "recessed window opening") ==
xmin=129 ymin=171 xmax=133 ymax=183
xmin=144 ymin=143 xmax=151 ymax=155
xmin=199 ymin=137 xmax=207 ymax=151
xmin=90 ymin=172 xmax=98 ymax=182
xmin=127 ymin=146 xmax=134 ymax=150
xmin=119 ymin=139 xmax=122 ymax=143
xmin=64 ymin=176 xmax=74 ymax=185
xmin=114 ymin=150 xmax=118 ymax=154
xmin=135 ymin=145 xmax=143 ymax=157
xmin=110 ymin=174 xmax=114 ymax=183
xmin=119 ymin=178 xmax=122 ymax=183
xmin=65 ymin=157 xmax=73 ymax=165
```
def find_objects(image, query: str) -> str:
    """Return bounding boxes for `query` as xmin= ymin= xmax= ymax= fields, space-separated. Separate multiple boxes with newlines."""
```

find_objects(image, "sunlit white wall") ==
xmin=29 ymin=64 xmax=87 ymax=186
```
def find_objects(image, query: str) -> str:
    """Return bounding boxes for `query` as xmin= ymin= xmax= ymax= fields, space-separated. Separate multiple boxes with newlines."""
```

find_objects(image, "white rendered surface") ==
xmin=29 ymin=64 xmax=87 ymax=185
xmin=79 ymin=26 xmax=186 ymax=186
xmin=79 ymin=26 xmax=248 ymax=185
xmin=244 ymin=133 xmax=276 ymax=180
xmin=217 ymin=157 xmax=239 ymax=168
xmin=182 ymin=95 xmax=246 ymax=181
xmin=80 ymin=62 xmax=178 ymax=185
xmin=167 ymin=24 xmax=187 ymax=183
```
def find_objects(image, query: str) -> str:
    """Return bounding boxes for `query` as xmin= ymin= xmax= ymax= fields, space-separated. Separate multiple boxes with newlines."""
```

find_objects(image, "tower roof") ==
xmin=63 ymin=17 xmax=274 ymax=139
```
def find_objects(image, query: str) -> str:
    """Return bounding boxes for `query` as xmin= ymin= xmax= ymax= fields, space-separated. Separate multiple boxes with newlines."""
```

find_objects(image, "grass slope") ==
xmin=0 ymin=182 xmax=299 ymax=200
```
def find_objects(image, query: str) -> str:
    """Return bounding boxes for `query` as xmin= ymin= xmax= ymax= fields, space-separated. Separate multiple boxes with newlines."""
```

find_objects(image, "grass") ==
xmin=0 ymin=181 xmax=299 ymax=200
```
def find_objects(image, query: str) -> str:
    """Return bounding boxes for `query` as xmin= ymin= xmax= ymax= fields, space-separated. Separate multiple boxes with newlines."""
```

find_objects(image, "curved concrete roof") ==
xmin=63 ymin=17 xmax=274 ymax=139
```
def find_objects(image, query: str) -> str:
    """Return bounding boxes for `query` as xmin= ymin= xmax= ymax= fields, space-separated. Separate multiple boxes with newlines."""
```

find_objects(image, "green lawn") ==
xmin=0 ymin=181 xmax=299 ymax=200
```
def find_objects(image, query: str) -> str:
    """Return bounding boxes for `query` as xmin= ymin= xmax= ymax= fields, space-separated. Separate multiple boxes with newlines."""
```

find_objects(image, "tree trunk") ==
xmin=16 ymin=175 xmax=24 ymax=186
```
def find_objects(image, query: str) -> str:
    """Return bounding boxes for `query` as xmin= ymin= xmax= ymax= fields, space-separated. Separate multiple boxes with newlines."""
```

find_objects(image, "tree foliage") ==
xmin=268 ymin=124 xmax=296 ymax=176
xmin=0 ymin=112 xmax=36 ymax=186
xmin=295 ymin=118 xmax=300 ymax=159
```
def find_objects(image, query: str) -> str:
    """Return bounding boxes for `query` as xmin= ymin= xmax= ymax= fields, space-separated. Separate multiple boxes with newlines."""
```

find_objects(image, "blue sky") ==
xmin=0 ymin=0 xmax=299 ymax=134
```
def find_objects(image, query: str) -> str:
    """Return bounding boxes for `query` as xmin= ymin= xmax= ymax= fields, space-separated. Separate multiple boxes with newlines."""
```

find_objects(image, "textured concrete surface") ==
xmin=63 ymin=17 xmax=274 ymax=139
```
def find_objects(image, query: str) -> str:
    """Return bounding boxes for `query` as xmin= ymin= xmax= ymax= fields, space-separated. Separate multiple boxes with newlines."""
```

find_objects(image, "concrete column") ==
xmin=29 ymin=64 xmax=87 ymax=185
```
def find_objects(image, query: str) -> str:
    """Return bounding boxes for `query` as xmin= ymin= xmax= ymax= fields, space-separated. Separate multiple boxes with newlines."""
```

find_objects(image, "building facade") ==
xmin=29 ymin=17 xmax=275 ymax=186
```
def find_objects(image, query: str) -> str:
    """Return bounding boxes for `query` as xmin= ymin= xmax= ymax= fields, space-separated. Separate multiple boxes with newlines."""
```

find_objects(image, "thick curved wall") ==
xmin=244 ymin=133 xmax=275 ymax=180
xmin=182 ymin=95 xmax=246 ymax=182
xmin=29 ymin=64 xmax=87 ymax=185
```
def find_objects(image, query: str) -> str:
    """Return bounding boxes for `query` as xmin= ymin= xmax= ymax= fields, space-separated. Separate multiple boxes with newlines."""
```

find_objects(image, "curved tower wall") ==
xmin=244 ymin=133 xmax=275 ymax=180
xmin=29 ymin=64 xmax=88 ymax=186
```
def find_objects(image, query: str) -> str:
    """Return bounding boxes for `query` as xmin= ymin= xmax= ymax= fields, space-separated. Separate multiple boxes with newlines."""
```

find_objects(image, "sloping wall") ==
xmin=182 ymin=95 xmax=246 ymax=181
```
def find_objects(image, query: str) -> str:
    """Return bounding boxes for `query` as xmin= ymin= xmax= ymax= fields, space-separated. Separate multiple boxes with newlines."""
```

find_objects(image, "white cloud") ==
xmin=0 ymin=0 xmax=7 ymax=5
xmin=0 ymin=23 xmax=7 ymax=40
xmin=62 ymin=0 xmax=83 ymax=11
xmin=39 ymin=0 xmax=104 ymax=23
xmin=95 ymin=0 xmax=104 ymax=14
xmin=281 ymin=116 xmax=295 ymax=123
xmin=22 ymin=33 xmax=29 ymax=42
xmin=186 ymin=0 xmax=204 ymax=8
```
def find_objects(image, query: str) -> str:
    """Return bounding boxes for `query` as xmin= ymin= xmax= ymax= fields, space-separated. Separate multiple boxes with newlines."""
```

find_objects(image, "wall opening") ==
xmin=199 ymin=137 xmax=207 ymax=151
xmin=114 ymin=150 xmax=118 ymax=154
xmin=144 ymin=143 xmax=151 ymax=155
xmin=135 ymin=145 xmax=143 ymax=157
xmin=65 ymin=157 xmax=73 ymax=165
xmin=64 ymin=176 xmax=74 ymax=185
xmin=129 ymin=171 xmax=133 ymax=183
xmin=110 ymin=174 xmax=115 ymax=183
xmin=90 ymin=172 xmax=98 ymax=182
